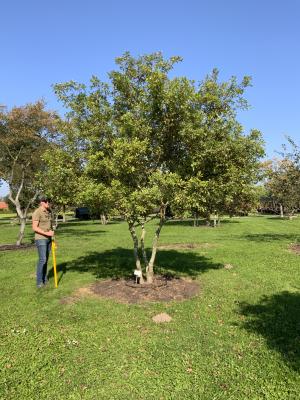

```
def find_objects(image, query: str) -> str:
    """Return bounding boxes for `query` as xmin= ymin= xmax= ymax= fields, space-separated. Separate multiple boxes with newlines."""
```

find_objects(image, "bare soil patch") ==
xmin=0 ymin=243 xmax=35 ymax=251
xmin=290 ymin=244 xmax=300 ymax=254
xmin=152 ymin=313 xmax=172 ymax=323
xmin=224 ymin=264 xmax=234 ymax=270
xmin=158 ymin=242 xmax=214 ymax=250
xmin=60 ymin=275 xmax=200 ymax=305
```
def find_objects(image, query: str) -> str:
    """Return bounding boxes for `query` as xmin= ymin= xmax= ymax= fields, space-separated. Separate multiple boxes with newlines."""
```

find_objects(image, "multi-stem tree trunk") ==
xmin=128 ymin=222 xmax=144 ymax=284
xmin=145 ymin=214 xmax=165 ymax=283
xmin=100 ymin=214 xmax=107 ymax=225
xmin=8 ymin=167 xmax=39 ymax=245
xmin=128 ymin=206 xmax=166 ymax=284
xmin=212 ymin=211 xmax=220 ymax=227
xmin=213 ymin=211 xmax=217 ymax=227
xmin=140 ymin=221 xmax=148 ymax=267
xmin=10 ymin=193 xmax=38 ymax=245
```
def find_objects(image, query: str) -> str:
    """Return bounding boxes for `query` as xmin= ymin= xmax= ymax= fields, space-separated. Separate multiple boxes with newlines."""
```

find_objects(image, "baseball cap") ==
xmin=39 ymin=196 xmax=51 ymax=203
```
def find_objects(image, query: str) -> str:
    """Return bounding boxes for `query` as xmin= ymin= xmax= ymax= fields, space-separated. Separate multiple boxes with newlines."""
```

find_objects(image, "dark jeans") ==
xmin=35 ymin=239 xmax=52 ymax=286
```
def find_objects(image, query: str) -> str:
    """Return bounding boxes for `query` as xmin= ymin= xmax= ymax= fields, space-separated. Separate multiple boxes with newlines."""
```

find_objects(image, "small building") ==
xmin=0 ymin=201 xmax=9 ymax=210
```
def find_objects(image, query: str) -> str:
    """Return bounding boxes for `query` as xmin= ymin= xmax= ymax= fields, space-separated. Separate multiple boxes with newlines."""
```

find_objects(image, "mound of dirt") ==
xmin=60 ymin=275 xmax=200 ymax=305
xmin=0 ymin=243 xmax=35 ymax=251
xmin=152 ymin=313 xmax=172 ymax=323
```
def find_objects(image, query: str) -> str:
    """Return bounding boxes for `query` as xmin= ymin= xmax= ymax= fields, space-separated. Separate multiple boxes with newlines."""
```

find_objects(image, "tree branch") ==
xmin=25 ymin=190 xmax=39 ymax=215
xmin=15 ymin=167 xmax=25 ymax=203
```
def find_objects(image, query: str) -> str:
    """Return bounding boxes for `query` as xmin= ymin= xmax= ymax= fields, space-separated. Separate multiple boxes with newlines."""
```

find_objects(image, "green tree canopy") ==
xmin=264 ymin=158 xmax=300 ymax=217
xmin=0 ymin=101 xmax=58 ymax=244
xmin=52 ymin=52 xmax=264 ymax=282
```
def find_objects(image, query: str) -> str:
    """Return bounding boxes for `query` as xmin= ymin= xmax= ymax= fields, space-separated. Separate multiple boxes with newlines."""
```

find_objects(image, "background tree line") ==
xmin=259 ymin=138 xmax=300 ymax=217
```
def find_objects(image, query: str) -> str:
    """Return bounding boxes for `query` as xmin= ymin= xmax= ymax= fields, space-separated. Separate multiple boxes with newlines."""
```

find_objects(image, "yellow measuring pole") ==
xmin=51 ymin=237 xmax=58 ymax=288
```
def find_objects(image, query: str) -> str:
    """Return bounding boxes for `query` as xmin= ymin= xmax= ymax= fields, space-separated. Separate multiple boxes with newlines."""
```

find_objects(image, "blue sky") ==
xmin=1 ymin=0 xmax=300 ymax=196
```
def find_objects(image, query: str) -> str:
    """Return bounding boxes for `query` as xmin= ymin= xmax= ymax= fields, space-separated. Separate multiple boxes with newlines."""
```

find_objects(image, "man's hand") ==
xmin=32 ymin=220 xmax=55 ymax=237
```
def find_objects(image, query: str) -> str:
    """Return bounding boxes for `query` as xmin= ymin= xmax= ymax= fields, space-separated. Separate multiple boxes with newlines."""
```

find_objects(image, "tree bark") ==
xmin=16 ymin=217 xmax=26 ymax=246
xmin=213 ymin=211 xmax=217 ymax=228
xmin=205 ymin=211 xmax=211 ymax=227
xmin=146 ymin=207 xmax=165 ymax=283
xmin=194 ymin=211 xmax=199 ymax=227
xmin=279 ymin=204 xmax=284 ymax=218
xmin=128 ymin=222 xmax=144 ymax=284
xmin=8 ymin=167 xmax=38 ymax=245
xmin=53 ymin=213 xmax=59 ymax=230
xmin=62 ymin=204 xmax=66 ymax=223
xmin=140 ymin=221 xmax=148 ymax=266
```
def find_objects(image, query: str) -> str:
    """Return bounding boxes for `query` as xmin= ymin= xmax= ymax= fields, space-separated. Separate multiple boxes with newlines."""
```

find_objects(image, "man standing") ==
xmin=32 ymin=197 xmax=54 ymax=288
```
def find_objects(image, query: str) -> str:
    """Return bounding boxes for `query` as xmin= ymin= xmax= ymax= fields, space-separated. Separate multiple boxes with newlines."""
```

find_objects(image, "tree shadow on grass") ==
xmin=0 ymin=217 xmax=14 ymax=223
xmin=60 ymin=220 xmax=120 ymax=227
xmin=238 ymin=291 xmax=300 ymax=371
xmin=48 ymin=247 xmax=223 ymax=283
xmin=265 ymin=216 xmax=288 ymax=220
xmin=263 ymin=215 xmax=300 ymax=220
xmin=56 ymin=228 xmax=107 ymax=237
xmin=243 ymin=233 xmax=300 ymax=242
xmin=165 ymin=219 xmax=240 ymax=227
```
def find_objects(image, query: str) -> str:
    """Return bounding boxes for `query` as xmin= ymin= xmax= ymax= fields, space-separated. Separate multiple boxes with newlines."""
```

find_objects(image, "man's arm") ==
xmin=32 ymin=220 xmax=54 ymax=237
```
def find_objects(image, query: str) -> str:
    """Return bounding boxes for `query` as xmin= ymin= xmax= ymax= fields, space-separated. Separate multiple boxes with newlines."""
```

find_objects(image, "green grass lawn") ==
xmin=1 ymin=215 xmax=300 ymax=399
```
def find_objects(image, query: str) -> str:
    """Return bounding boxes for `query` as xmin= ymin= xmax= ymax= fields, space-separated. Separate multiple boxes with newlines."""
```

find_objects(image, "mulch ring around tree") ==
xmin=0 ymin=243 xmax=35 ymax=251
xmin=60 ymin=275 xmax=200 ymax=305
xmin=289 ymin=244 xmax=300 ymax=254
